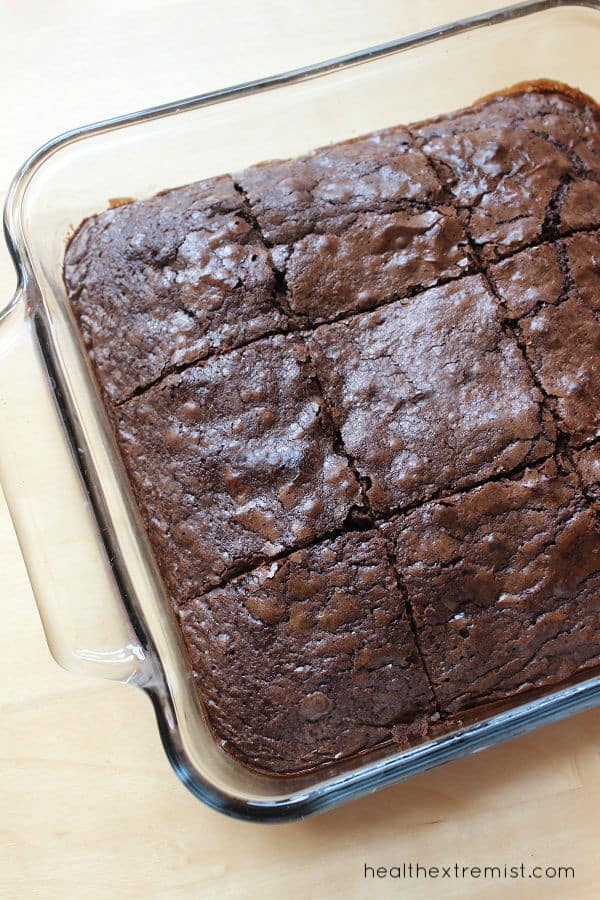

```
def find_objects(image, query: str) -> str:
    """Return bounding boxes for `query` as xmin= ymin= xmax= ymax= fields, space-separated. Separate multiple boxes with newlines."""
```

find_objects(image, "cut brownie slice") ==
xmin=487 ymin=241 xmax=566 ymax=319
xmin=307 ymin=274 xmax=553 ymax=515
xmin=178 ymin=530 xmax=435 ymax=773
xmin=115 ymin=335 xmax=360 ymax=599
xmin=381 ymin=461 xmax=600 ymax=714
xmin=413 ymin=86 xmax=600 ymax=261
xmin=64 ymin=177 xmax=287 ymax=404
xmin=567 ymin=230 xmax=600 ymax=308
xmin=415 ymin=85 xmax=600 ymax=171
xmin=518 ymin=300 xmax=600 ymax=446
xmin=489 ymin=230 xmax=600 ymax=319
xmin=489 ymin=232 xmax=600 ymax=446
xmin=572 ymin=443 xmax=600 ymax=504
xmin=236 ymin=128 xmax=471 ymax=325
xmin=235 ymin=127 xmax=443 ymax=246
xmin=282 ymin=207 xmax=472 ymax=324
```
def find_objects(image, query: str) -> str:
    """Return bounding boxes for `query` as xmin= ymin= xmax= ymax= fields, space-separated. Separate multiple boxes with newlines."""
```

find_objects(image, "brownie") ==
xmin=487 ymin=241 xmax=565 ymax=319
xmin=115 ymin=335 xmax=360 ymax=598
xmin=281 ymin=207 xmax=472 ymax=324
xmin=520 ymin=302 xmax=600 ymax=447
xmin=381 ymin=462 xmax=600 ymax=714
xmin=64 ymin=177 xmax=287 ymax=403
xmin=178 ymin=530 xmax=435 ymax=773
xmin=489 ymin=230 xmax=600 ymax=318
xmin=489 ymin=232 xmax=600 ymax=446
xmin=235 ymin=126 xmax=443 ymax=246
xmin=567 ymin=230 xmax=600 ymax=308
xmin=413 ymin=85 xmax=600 ymax=261
xmin=572 ymin=443 xmax=600 ymax=504
xmin=307 ymin=274 xmax=553 ymax=514
xmin=63 ymin=81 xmax=600 ymax=776
xmin=235 ymin=130 xmax=472 ymax=325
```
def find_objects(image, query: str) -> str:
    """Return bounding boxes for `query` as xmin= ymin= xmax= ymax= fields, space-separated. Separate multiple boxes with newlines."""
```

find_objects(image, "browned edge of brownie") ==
xmin=411 ymin=79 xmax=600 ymax=264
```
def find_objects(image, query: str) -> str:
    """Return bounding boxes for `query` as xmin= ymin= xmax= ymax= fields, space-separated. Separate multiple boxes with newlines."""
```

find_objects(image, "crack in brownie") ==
xmin=572 ymin=443 xmax=600 ymax=506
xmin=489 ymin=231 xmax=600 ymax=446
xmin=64 ymin=81 xmax=600 ymax=775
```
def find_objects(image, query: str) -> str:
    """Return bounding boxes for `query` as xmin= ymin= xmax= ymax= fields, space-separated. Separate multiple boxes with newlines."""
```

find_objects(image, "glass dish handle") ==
xmin=0 ymin=290 xmax=146 ymax=683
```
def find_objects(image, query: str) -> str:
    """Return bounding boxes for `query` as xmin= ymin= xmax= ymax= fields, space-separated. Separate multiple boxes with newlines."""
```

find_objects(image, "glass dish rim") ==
xmin=3 ymin=0 xmax=600 ymax=823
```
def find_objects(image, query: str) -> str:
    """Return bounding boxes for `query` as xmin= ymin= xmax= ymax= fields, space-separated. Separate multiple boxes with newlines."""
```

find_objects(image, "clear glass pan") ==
xmin=2 ymin=0 xmax=600 ymax=822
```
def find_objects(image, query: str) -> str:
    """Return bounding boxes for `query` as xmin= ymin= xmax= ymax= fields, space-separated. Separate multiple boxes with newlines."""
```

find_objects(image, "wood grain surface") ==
xmin=1 ymin=2 xmax=599 ymax=897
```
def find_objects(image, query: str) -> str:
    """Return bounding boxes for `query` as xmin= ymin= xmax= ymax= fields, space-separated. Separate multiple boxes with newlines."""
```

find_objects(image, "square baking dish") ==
xmin=2 ymin=0 xmax=600 ymax=822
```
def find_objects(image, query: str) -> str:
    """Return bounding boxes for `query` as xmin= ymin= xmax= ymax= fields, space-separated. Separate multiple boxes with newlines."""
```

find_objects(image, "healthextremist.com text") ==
xmin=363 ymin=862 xmax=575 ymax=881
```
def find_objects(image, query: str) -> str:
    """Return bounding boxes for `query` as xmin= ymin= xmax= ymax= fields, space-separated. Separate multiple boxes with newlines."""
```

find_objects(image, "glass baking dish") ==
xmin=2 ymin=0 xmax=600 ymax=822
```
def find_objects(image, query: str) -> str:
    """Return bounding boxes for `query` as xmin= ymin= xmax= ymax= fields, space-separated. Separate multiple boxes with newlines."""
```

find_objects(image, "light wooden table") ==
xmin=1 ymin=2 xmax=599 ymax=898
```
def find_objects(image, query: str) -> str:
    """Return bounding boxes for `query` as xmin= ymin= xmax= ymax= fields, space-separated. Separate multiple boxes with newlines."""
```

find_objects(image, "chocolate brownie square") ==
xmin=381 ymin=462 xmax=600 ymax=714
xmin=518 ymin=300 xmax=600 ymax=446
xmin=567 ymin=230 xmax=600 ymax=308
xmin=572 ymin=443 xmax=600 ymax=504
xmin=235 ymin=127 xmax=443 ymax=246
xmin=415 ymin=86 xmax=600 ymax=171
xmin=178 ymin=530 xmax=435 ymax=773
xmin=64 ymin=177 xmax=287 ymax=403
xmin=308 ymin=274 xmax=553 ymax=515
xmin=487 ymin=241 xmax=565 ymax=319
xmin=489 ymin=232 xmax=600 ymax=446
xmin=489 ymin=230 xmax=600 ymax=319
xmin=413 ymin=87 xmax=600 ymax=261
xmin=235 ymin=129 xmax=472 ymax=324
xmin=281 ymin=206 xmax=472 ymax=324
xmin=115 ymin=335 xmax=360 ymax=599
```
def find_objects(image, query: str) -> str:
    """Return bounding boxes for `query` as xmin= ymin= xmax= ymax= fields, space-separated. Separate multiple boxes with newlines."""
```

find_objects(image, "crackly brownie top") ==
xmin=415 ymin=88 xmax=600 ymax=169
xmin=235 ymin=126 xmax=443 ymax=247
xmin=573 ymin=443 xmax=600 ymax=504
xmin=517 ymin=299 xmax=600 ymax=446
xmin=281 ymin=206 xmax=472 ymax=324
xmin=64 ymin=82 xmax=600 ymax=775
xmin=489 ymin=231 xmax=600 ymax=446
xmin=235 ymin=128 xmax=465 ymax=326
xmin=489 ymin=230 xmax=600 ymax=319
xmin=178 ymin=530 xmax=434 ymax=772
xmin=381 ymin=461 xmax=600 ymax=713
xmin=116 ymin=335 xmax=360 ymax=599
xmin=64 ymin=176 xmax=287 ymax=403
xmin=487 ymin=241 xmax=566 ymax=320
xmin=308 ymin=274 xmax=553 ymax=515
xmin=412 ymin=88 xmax=600 ymax=261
